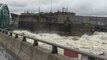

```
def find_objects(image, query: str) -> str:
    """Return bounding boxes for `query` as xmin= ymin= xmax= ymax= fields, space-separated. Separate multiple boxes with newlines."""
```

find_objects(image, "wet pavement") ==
xmin=0 ymin=46 xmax=15 ymax=60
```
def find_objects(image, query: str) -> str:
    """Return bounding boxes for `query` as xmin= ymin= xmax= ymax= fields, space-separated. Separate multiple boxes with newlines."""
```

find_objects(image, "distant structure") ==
xmin=11 ymin=13 xmax=19 ymax=29
xmin=62 ymin=7 xmax=68 ymax=12
xmin=11 ymin=10 xmax=107 ymax=36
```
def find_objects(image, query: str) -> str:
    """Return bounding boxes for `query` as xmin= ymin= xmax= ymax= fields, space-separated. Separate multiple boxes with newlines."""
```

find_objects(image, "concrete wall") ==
xmin=0 ymin=32 xmax=75 ymax=60
xmin=57 ymin=12 xmax=75 ymax=23
xmin=71 ymin=24 xmax=95 ymax=36
xmin=96 ymin=17 xmax=105 ymax=25
xmin=89 ymin=17 xmax=97 ymax=25
xmin=17 ymin=12 xmax=107 ymax=35
xmin=75 ymin=16 xmax=107 ymax=25
xmin=83 ymin=16 xmax=90 ymax=24
xmin=75 ymin=16 xmax=83 ymax=24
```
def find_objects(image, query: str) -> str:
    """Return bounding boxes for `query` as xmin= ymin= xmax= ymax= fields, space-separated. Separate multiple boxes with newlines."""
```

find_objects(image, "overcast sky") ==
xmin=1 ymin=0 xmax=107 ymax=17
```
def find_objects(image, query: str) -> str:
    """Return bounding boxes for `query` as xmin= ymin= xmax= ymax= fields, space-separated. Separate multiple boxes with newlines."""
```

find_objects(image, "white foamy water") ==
xmin=13 ymin=30 xmax=107 ymax=55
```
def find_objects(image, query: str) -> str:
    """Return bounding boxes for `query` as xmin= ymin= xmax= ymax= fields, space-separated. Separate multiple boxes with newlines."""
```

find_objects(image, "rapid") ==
xmin=13 ymin=30 xmax=107 ymax=55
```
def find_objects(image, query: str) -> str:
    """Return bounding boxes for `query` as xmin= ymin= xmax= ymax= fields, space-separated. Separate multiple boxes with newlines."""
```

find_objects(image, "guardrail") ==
xmin=0 ymin=29 xmax=107 ymax=60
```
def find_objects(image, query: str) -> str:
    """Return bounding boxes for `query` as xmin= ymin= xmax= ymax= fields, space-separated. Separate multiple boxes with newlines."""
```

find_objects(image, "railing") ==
xmin=0 ymin=28 xmax=107 ymax=60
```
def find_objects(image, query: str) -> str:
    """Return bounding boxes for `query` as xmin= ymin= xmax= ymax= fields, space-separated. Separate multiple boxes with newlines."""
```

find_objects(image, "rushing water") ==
xmin=13 ymin=30 xmax=107 ymax=55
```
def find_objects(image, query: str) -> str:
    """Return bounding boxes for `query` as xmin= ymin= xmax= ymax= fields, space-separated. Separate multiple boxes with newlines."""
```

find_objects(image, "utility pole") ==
xmin=38 ymin=7 xmax=41 ymax=13
xmin=50 ymin=0 xmax=52 ymax=12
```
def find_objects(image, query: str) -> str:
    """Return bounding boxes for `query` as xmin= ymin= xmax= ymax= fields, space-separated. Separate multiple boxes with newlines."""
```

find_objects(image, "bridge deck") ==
xmin=0 ymin=46 xmax=15 ymax=60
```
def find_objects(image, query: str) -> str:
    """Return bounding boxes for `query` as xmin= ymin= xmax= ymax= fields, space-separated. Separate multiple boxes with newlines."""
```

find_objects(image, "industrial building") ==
xmin=11 ymin=11 xmax=107 ymax=36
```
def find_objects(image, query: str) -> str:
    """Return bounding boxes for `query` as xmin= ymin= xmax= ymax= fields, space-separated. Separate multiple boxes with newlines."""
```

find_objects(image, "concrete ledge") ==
xmin=21 ymin=42 xmax=34 ymax=57
xmin=32 ymin=46 xmax=51 ymax=60
xmin=0 ymin=32 xmax=77 ymax=60
xmin=18 ymin=51 xmax=31 ymax=60
xmin=19 ymin=42 xmax=34 ymax=60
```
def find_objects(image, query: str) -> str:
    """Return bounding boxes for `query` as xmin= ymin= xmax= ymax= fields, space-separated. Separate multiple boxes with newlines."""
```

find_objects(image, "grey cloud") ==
xmin=8 ymin=3 xmax=27 ymax=8
xmin=1 ymin=0 xmax=107 ymax=16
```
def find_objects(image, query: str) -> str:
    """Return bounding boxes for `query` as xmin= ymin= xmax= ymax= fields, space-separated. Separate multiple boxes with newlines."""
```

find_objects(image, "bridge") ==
xmin=0 ymin=29 xmax=106 ymax=60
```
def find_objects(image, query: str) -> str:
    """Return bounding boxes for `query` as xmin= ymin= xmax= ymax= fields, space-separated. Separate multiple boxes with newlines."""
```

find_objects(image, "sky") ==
xmin=1 ymin=0 xmax=107 ymax=17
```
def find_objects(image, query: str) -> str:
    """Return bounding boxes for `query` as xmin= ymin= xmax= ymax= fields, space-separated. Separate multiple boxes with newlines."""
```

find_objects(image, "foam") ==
xmin=13 ymin=30 xmax=107 ymax=55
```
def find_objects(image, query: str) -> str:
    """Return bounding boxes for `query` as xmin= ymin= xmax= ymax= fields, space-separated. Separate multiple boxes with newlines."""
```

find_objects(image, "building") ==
xmin=17 ymin=11 xmax=107 ymax=36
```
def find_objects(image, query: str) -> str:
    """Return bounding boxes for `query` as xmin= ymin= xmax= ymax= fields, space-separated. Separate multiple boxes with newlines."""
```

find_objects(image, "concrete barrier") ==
xmin=0 ymin=32 xmax=75 ymax=60
xmin=32 ymin=47 xmax=50 ymax=60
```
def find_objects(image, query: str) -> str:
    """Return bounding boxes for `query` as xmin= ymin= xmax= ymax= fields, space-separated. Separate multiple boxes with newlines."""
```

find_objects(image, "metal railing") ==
xmin=0 ymin=29 xmax=107 ymax=60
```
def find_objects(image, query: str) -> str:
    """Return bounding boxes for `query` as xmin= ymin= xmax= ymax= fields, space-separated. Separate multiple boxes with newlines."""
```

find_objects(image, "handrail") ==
xmin=0 ymin=29 xmax=107 ymax=60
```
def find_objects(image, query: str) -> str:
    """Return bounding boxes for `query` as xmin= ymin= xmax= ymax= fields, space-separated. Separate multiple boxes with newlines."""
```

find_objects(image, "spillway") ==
xmin=13 ymin=30 xmax=107 ymax=56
